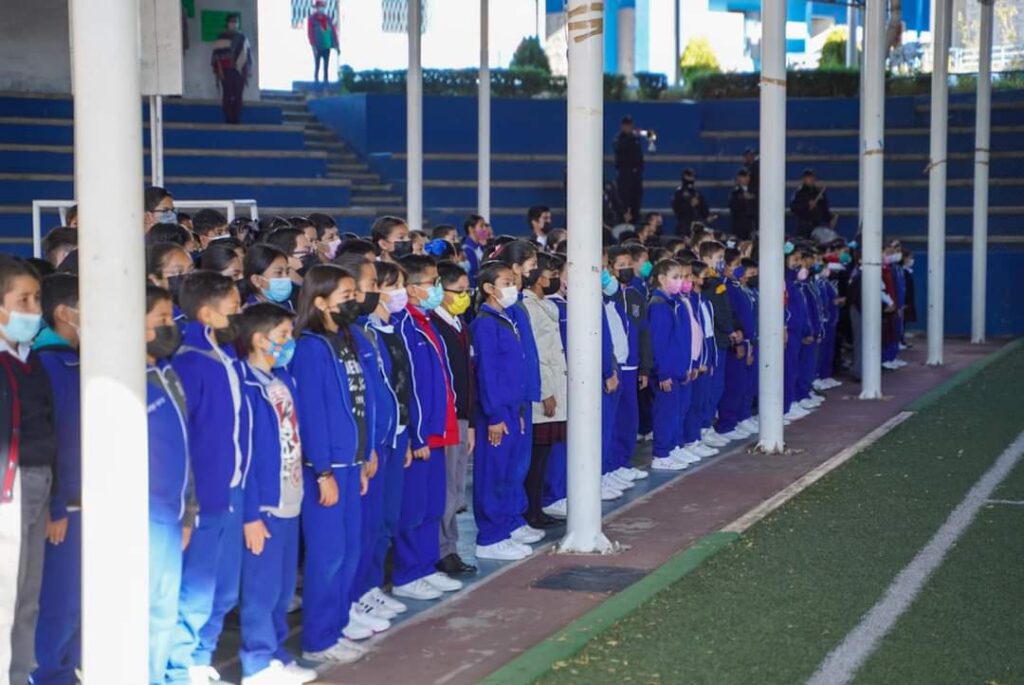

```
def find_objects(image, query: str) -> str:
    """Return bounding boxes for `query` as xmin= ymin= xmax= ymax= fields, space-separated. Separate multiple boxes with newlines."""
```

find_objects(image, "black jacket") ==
xmin=672 ymin=183 xmax=710 ymax=235
xmin=614 ymin=132 xmax=644 ymax=176
xmin=789 ymin=184 xmax=833 ymax=235
xmin=430 ymin=313 xmax=476 ymax=423
xmin=704 ymin=276 xmax=739 ymax=348
xmin=728 ymin=185 xmax=758 ymax=239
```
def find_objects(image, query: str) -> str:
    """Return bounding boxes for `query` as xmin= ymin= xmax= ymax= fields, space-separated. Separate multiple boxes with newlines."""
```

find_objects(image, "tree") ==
xmin=510 ymin=36 xmax=551 ymax=75
xmin=819 ymin=28 xmax=848 ymax=69
xmin=679 ymin=37 xmax=721 ymax=84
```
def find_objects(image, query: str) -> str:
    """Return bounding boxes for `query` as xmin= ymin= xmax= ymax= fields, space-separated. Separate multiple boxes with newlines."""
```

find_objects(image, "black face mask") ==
xmin=542 ymin=277 xmax=561 ymax=297
xmin=235 ymin=279 xmax=249 ymax=302
xmin=358 ymin=291 xmax=381 ymax=316
xmin=213 ymin=313 xmax=242 ymax=346
xmin=391 ymin=240 xmax=413 ymax=259
xmin=330 ymin=300 xmax=361 ymax=328
xmin=298 ymin=253 xmax=319 ymax=277
xmin=748 ymin=276 xmax=759 ymax=290
xmin=616 ymin=268 xmax=635 ymax=284
xmin=523 ymin=267 xmax=542 ymax=287
xmin=166 ymin=275 xmax=186 ymax=302
xmin=148 ymin=324 xmax=181 ymax=360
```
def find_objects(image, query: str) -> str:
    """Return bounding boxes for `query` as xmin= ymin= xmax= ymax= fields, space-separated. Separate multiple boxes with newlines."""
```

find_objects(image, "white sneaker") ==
xmin=303 ymin=640 xmax=365 ymax=664
xmin=366 ymin=587 xmax=406 ymax=614
xmin=812 ymin=379 xmax=826 ymax=391
xmin=509 ymin=538 xmax=534 ymax=555
xmin=392 ymin=578 xmax=443 ymax=601
xmin=799 ymin=399 xmax=819 ymax=411
xmin=351 ymin=602 xmax=391 ymax=632
xmin=703 ymin=433 xmax=729 ymax=447
xmin=189 ymin=667 xmax=216 ymax=685
xmin=476 ymin=538 xmax=529 ymax=561
xmin=651 ymin=456 xmax=687 ymax=471
xmin=242 ymin=660 xmax=304 ymax=685
xmin=341 ymin=619 xmax=374 ymax=641
xmin=511 ymin=525 xmax=544 ymax=544
xmin=357 ymin=596 xmax=396 ymax=620
xmin=336 ymin=637 xmax=368 ymax=655
xmin=710 ymin=430 xmax=734 ymax=443
xmin=810 ymin=391 xmax=825 ymax=402
xmin=881 ymin=361 xmax=898 ymax=370
xmin=828 ymin=378 xmax=843 ymax=388
xmin=613 ymin=466 xmax=638 ymax=482
xmin=282 ymin=660 xmax=319 ymax=684
xmin=601 ymin=484 xmax=623 ymax=500
xmin=287 ymin=592 xmax=303 ymax=614
xmin=893 ymin=359 xmax=908 ymax=368
xmin=686 ymin=441 xmax=718 ymax=457
xmin=642 ymin=432 xmax=654 ymax=441
xmin=423 ymin=571 xmax=464 ymax=592
xmin=675 ymin=447 xmax=702 ymax=464
xmin=738 ymin=418 xmax=759 ymax=433
xmin=627 ymin=467 xmax=649 ymax=480
xmin=543 ymin=498 xmax=568 ymax=518
xmin=784 ymin=407 xmax=809 ymax=421
xmin=602 ymin=472 xmax=633 ymax=491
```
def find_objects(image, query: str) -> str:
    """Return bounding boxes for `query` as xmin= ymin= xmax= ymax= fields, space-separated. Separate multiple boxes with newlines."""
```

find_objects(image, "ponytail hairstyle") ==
xmin=473 ymin=260 xmax=513 ymax=314
xmin=493 ymin=239 xmax=538 ymax=289
xmin=294 ymin=264 xmax=354 ymax=336
xmin=650 ymin=258 xmax=681 ymax=293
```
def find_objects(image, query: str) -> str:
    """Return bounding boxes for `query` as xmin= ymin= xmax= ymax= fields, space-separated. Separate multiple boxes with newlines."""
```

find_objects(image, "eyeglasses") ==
xmin=444 ymin=288 xmax=469 ymax=295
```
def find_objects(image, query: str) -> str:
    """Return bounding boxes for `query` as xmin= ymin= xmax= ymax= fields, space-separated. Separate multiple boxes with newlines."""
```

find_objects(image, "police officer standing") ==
xmin=671 ymin=168 xmax=715 ymax=237
xmin=728 ymin=168 xmax=758 ymax=240
xmin=789 ymin=168 xmax=835 ymax=238
xmin=614 ymin=115 xmax=645 ymax=223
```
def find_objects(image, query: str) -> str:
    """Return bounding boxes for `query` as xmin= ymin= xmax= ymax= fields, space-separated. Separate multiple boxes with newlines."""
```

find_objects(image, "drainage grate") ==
xmin=532 ymin=566 xmax=648 ymax=593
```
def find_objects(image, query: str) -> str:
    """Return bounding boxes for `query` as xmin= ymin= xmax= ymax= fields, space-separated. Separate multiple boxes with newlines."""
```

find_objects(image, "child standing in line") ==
xmin=599 ymin=258 xmax=626 ymax=499
xmin=471 ymin=263 xmax=532 ymax=560
xmin=32 ymin=275 xmax=81 ymax=685
xmin=678 ymin=262 xmax=718 ymax=462
xmin=541 ymin=260 xmax=569 ymax=519
xmin=236 ymin=304 xmax=318 ymax=685
xmin=784 ymin=249 xmax=813 ymax=421
xmin=144 ymin=285 xmax=194 ymax=685
xmin=697 ymin=241 xmax=741 ymax=433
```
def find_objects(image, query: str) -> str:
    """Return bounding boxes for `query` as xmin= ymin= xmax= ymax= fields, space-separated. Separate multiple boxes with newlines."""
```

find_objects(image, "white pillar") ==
xmin=558 ymin=0 xmax=613 ymax=554
xmin=756 ymin=0 xmax=786 ymax=453
xmin=617 ymin=4 xmax=636 ymax=83
xmin=673 ymin=0 xmax=681 ymax=87
xmin=926 ymin=0 xmax=951 ymax=366
xmin=71 ymin=0 xmax=149 ymax=681
xmin=846 ymin=4 xmax=858 ymax=68
xmin=478 ymin=0 xmax=491 ymax=220
xmin=860 ymin=0 xmax=887 ymax=400
xmin=149 ymin=95 xmax=164 ymax=187
xmin=407 ymin=0 xmax=423 ymax=230
xmin=971 ymin=0 xmax=993 ymax=344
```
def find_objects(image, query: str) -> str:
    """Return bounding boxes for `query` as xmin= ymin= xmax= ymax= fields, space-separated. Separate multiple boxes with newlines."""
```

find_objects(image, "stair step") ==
xmin=351 ymin=195 xmax=403 ymax=204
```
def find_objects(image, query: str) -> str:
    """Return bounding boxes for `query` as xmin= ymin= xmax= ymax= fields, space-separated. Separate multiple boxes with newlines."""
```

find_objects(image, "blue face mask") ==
xmin=639 ymin=261 xmax=653 ymax=279
xmin=421 ymin=283 xmax=445 ymax=311
xmin=269 ymin=338 xmax=296 ymax=368
xmin=263 ymin=277 xmax=293 ymax=304
xmin=839 ymin=252 xmax=852 ymax=265
xmin=0 ymin=309 xmax=42 ymax=344
xmin=733 ymin=266 xmax=746 ymax=280
xmin=715 ymin=260 xmax=726 ymax=273
xmin=784 ymin=241 xmax=795 ymax=255
xmin=601 ymin=269 xmax=619 ymax=297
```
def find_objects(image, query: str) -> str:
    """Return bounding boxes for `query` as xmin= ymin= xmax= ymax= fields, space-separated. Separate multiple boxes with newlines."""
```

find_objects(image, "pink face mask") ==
xmin=797 ymin=267 xmax=810 ymax=281
xmin=680 ymin=279 xmax=694 ymax=294
xmin=665 ymin=277 xmax=684 ymax=295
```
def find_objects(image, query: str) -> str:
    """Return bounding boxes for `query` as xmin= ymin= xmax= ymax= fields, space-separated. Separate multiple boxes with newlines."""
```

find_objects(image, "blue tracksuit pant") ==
xmin=240 ymin=514 xmax=300 ymax=676
xmin=150 ymin=519 xmax=183 ymax=685
xmin=394 ymin=446 xmax=445 ymax=586
xmin=717 ymin=349 xmax=749 ymax=434
xmin=601 ymin=382 xmax=623 ymax=474
xmin=638 ymin=385 xmax=654 ymax=436
xmin=301 ymin=466 xmax=361 ymax=653
xmin=797 ymin=341 xmax=818 ymax=400
xmin=784 ymin=337 xmax=800 ymax=412
xmin=652 ymin=382 xmax=680 ymax=458
xmin=513 ymin=407 xmax=533 ymax=520
xmin=373 ymin=432 xmax=408 ymax=589
xmin=708 ymin=346 xmax=728 ymax=425
xmin=473 ymin=407 xmax=523 ymax=546
xmin=353 ymin=451 xmax=388 ymax=605
xmin=682 ymin=373 xmax=706 ymax=445
xmin=611 ymin=368 xmax=639 ymax=471
xmin=33 ymin=511 xmax=81 ymax=685
xmin=743 ymin=349 xmax=758 ymax=422
xmin=542 ymin=441 xmax=567 ymax=506
xmin=167 ymin=487 xmax=243 ymax=682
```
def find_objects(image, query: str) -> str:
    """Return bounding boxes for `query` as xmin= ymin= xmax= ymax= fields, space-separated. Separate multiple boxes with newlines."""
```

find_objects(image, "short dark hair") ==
xmin=527 ymin=206 xmax=549 ymax=226
xmin=335 ymin=238 xmax=376 ymax=260
xmin=0 ymin=255 xmax=40 ymax=299
xmin=370 ymin=216 xmax=407 ymax=250
xmin=698 ymin=240 xmax=726 ymax=260
xmin=41 ymin=274 xmax=78 ymax=328
xmin=192 ymin=209 xmax=229 ymax=237
xmin=308 ymin=212 xmax=338 ymax=236
xmin=178 ymin=270 xmax=235 ymax=320
xmin=437 ymin=261 xmax=468 ymax=286
xmin=397 ymin=254 xmax=437 ymax=284
xmin=144 ymin=186 xmax=173 ymax=212
xmin=147 ymin=243 xmax=190 ymax=278
xmin=237 ymin=303 xmax=294 ymax=356
xmin=27 ymin=258 xmax=55 ymax=278
xmin=146 ymin=222 xmax=189 ymax=246
xmin=461 ymin=215 xmax=483 ymax=236
xmin=374 ymin=260 xmax=404 ymax=289
xmin=495 ymin=239 xmax=538 ymax=268
xmin=146 ymin=284 xmax=172 ymax=313
xmin=607 ymin=245 xmax=631 ymax=265
xmin=199 ymin=243 xmax=240 ymax=274
xmin=41 ymin=227 xmax=77 ymax=264
xmin=264 ymin=228 xmax=304 ymax=256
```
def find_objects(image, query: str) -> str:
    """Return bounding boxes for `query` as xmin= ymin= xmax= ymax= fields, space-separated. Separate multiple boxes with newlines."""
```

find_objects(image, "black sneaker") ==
xmin=436 ymin=553 xmax=478 ymax=576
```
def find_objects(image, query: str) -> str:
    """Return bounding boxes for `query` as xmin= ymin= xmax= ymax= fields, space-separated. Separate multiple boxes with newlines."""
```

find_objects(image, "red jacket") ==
xmin=307 ymin=11 xmax=339 ymax=50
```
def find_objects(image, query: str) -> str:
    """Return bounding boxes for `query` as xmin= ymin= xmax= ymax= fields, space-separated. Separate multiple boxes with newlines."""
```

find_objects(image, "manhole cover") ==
xmin=532 ymin=566 xmax=647 ymax=593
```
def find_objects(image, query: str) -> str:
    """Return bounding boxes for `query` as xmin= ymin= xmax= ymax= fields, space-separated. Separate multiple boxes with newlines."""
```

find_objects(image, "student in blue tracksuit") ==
xmin=816 ymin=263 xmax=842 ymax=384
xmin=796 ymin=249 xmax=824 ymax=406
xmin=471 ymin=263 xmax=532 ymax=560
xmin=698 ymin=242 xmax=740 ymax=430
xmin=542 ymin=263 xmax=569 ymax=516
xmin=461 ymin=214 xmax=491 ymax=288
xmin=167 ymin=271 xmax=251 ymax=685
xmin=32 ymin=275 xmax=81 ymax=685
xmin=626 ymin=243 xmax=654 ymax=440
xmin=738 ymin=259 xmax=760 ymax=428
xmin=647 ymin=259 xmax=695 ymax=472
xmin=144 ymin=286 xmax=195 ymax=685
xmin=494 ymin=242 xmax=544 ymax=541
xmin=235 ymin=304 xmax=318 ymax=685
xmin=680 ymin=262 xmax=716 ymax=459
xmin=290 ymin=265 xmax=374 ymax=663
xmin=784 ymin=252 xmax=813 ymax=420
xmin=391 ymin=255 xmax=465 ymax=601
xmin=359 ymin=261 xmax=413 ymax=618
xmin=599 ymin=260 xmax=626 ymax=498
xmin=717 ymin=257 xmax=757 ymax=437
xmin=242 ymin=243 xmax=294 ymax=310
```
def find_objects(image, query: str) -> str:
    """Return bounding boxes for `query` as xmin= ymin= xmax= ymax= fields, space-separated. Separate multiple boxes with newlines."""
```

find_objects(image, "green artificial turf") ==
xmin=533 ymin=346 xmax=1024 ymax=685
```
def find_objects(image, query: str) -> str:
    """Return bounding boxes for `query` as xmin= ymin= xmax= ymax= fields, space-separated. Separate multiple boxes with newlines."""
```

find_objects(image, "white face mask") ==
xmin=495 ymin=285 xmax=518 ymax=309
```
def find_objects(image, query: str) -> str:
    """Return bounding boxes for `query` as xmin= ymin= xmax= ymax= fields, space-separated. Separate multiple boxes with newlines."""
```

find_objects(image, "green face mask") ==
xmin=639 ymin=261 xmax=653 ymax=278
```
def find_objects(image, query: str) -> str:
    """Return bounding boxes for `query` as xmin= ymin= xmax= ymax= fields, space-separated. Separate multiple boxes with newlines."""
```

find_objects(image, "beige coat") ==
xmin=522 ymin=290 xmax=568 ymax=424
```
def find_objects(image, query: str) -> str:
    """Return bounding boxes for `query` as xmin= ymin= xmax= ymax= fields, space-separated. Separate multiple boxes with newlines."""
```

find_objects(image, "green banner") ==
xmin=201 ymin=10 xmax=241 ymax=42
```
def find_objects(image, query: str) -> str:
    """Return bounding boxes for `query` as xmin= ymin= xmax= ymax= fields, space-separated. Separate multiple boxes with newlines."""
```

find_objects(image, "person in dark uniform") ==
xmin=742 ymin=147 xmax=760 ymax=197
xmin=789 ymin=168 xmax=834 ymax=238
xmin=211 ymin=14 xmax=253 ymax=124
xmin=671 ymin=168 xmax=714 ymax=237
xmin=613 ymin=116 xmax=645 ymax=223
xmin=728 ymin=168 xmax=758 ymax=240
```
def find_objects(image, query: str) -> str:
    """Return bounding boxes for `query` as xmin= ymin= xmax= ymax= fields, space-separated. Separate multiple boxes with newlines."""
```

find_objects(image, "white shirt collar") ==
xmin=432 ymin=305 xmax=462 ymax=331
xmin=0 ymin=337 xmax=31 ymax=363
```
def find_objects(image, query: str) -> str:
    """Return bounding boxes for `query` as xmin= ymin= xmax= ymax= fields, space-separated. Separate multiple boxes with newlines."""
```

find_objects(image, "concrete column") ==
xmin=927 ymin=0 xmax=951 ymax=365
xmin=71 ymin=0 xmax=150 ymax=680
xmin=617 ymin=2 xmax=635 ymax=83
xmin=756 ymin=0 xmax=786 ymax=453
xmin=860 ymin=0 xmax=887 ymax=400
xmin=971 ymin=0 xmax=993 ymax=344
xmin=558 ymin=0 xmax=614 ymax=554
xmin=673 ymin=0 xmax=681 ymax=87
xmin=846 ymin=3 xmax=858 ymax=68
xmin=478 ymin=0 xmax=490 ymax=220
xmin=407 ymin=0 xmax=423 ymax=230
xmin=149 ymin=95 xmax=164 ymax=187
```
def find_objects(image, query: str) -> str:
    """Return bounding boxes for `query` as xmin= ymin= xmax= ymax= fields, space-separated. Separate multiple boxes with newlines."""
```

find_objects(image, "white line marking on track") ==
xmin=985 ymin=499 xmax=1024 ymax=506
xmin=806 ymin=429 xmax=1024 ymax=685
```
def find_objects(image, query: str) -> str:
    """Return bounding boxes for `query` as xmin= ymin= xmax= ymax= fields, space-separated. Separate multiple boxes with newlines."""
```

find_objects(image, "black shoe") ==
xmin=436 ymin=553 xmax=478 ymax=576
xmin=527 ymin=514 xmax=562 ymax=529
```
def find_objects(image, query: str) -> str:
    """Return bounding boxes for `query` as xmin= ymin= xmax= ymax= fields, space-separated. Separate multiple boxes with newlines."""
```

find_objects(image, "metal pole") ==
xmin=926 ymin=0 xmax=950 ymax=365
xmin=478 ymin=0 xmax=491 ymax=220
xmin=558 ymin=0 xmax=613 ymax=554
xmin=860 ymin=0 xmax=887 ymax=400
xmin=407 ymin=0 xmax=423 ymax=231
xmin=756 ymin=0 xmax=786 ymax=453
xmin=149 ymin=94 xmax=165 ymax=187
xmin=673 ymin=0 xmax=681 ymax=87
xmin=71 ymin=0 xmax=149 ymax=681
xmin=846 ymin=3 xmax=857 ymax=68
xmin=971 ymin=0 xmax=993 ymax=344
